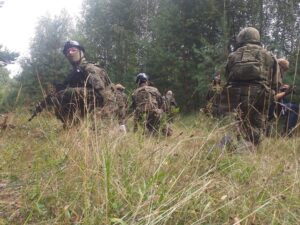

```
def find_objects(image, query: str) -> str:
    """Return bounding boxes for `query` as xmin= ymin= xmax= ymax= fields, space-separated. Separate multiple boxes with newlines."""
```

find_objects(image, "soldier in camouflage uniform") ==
xmin=115 ymin=83 xmax=128 ymax=126
xmin=34 ymin=40 xmax=116 ymax=128
xmin=131 ymin=73 xmax=168 ymax=135
xmin=163 ymin=90 xmax=178 ymax=122
xmin=162 ymin=90 xmax=178 ymax=136
xmin=204 ymin=74 xmax=223 ymax=116
xmin=221 ymin=27 xmax=281 ymax=146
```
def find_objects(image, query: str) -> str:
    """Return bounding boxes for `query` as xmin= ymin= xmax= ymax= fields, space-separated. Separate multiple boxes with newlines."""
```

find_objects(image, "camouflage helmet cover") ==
xmin=278 ymin=58 xmax=289 ymax=71
xmin=115 ymin=83 xmax=125 ymax=90
xmin=236 ymin=27 xmax=260 ymax=45
xmin=63 ymin=40 xmax=85 ymax=55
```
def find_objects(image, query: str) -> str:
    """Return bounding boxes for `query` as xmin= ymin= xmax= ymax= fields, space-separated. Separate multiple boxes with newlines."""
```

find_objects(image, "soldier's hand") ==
xmin=284 ymin=86 xmax=295 ymax=96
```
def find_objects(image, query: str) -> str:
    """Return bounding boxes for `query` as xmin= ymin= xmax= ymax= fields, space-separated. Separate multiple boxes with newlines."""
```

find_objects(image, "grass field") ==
xmin=0 ymin=110 xmax=299 ymax=224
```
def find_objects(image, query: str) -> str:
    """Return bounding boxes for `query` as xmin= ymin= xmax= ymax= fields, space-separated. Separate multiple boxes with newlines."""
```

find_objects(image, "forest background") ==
xmin=1 ymin=0 xmax=300 ymax=112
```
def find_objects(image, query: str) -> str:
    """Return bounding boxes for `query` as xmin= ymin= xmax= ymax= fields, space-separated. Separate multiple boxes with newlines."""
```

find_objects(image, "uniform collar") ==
xmin=72 ymin=58 xmax=88 ymax=72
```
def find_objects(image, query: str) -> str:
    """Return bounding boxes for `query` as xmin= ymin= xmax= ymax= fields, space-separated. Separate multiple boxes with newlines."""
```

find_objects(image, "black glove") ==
xmin=284 ymin=86 xmax=295 ymax=96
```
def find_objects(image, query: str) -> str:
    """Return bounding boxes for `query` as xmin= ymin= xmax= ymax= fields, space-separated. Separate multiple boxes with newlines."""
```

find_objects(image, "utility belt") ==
xmin=227 ymin=81 xmax=272 ymax=93
xmin=225 ymin=83 xmax=263 ymax=96
xmin=218 ymin=83 xmax=272 ymax=114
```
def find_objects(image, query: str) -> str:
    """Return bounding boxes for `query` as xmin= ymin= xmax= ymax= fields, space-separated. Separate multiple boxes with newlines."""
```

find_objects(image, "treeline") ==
xmin=2 ymin=0 xmax=300 ymax=112
xmin=0 ymin=46 xmax=19 ymax=111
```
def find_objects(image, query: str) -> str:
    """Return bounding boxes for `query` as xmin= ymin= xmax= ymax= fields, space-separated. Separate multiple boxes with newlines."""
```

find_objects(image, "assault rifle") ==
xmin=28 ymin=94 xmax=54 ymax=122
xmin=28 ymin=83 xmax=65 ymax=122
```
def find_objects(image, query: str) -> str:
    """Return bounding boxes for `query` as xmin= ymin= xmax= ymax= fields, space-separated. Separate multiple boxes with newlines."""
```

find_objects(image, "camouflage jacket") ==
xmin=63 ymin=59 xmax=115 ymax=105
xmin=131 ymin=85 xmax=163 ymax=112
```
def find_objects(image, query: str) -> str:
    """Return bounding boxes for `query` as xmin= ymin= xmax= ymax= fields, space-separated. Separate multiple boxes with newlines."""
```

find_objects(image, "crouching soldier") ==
xmin=131 ymin=73 xmax=171 ymax=136
xmin=203 ymin=73 xmax=223 ymax=117
xmin=219 ymin=27 xmax=281 ymax=147
xmin=29 ymin=40 xmax=116 ymax=128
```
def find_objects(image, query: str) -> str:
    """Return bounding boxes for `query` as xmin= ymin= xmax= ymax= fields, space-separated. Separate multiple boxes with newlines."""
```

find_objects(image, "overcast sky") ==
xmin=0 ymin=0 xmax=83 ymax=76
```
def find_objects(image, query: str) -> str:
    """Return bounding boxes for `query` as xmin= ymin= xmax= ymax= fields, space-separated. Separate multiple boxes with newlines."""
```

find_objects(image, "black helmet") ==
xmin=63 ymin=40 xmax=85 ymax=55
xmin=136 ymin=73 xmax=149 ymax=84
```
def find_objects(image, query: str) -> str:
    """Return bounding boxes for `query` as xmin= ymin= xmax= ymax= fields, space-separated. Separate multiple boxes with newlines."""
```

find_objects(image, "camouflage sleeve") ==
xmin=130 ymin=94 xmax=136 ymax=111
xmin=85 ymin=66 xmax=115 ymax=104
xmin=87 ymin=69 xmax=107 ymax=91
xmin=156 ymin=90 xmax=164 ymax=109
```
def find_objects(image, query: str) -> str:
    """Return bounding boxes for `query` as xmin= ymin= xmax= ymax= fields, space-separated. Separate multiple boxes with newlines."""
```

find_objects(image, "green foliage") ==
xmin=0 ymin=45 xmax=19 ymax=64
xmin=0 ymin=67 xmax=21 ymax=112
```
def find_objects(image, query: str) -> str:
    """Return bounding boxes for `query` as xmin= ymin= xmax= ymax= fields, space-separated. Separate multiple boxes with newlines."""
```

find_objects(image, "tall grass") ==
xmin=0 ymin=111 xmax=299 ymax=224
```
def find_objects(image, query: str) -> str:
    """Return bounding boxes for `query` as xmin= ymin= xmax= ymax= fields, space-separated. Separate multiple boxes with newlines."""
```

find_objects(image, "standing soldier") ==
xmin=163 ymin=90 xmax=178 ymax=122
xmin=115 ymin=83 xmax=128 ymax=131
xmin=30 ymin=40 xmax=116 ymax=128
xmin=221 ymin=27 xmax=281 ymax=147
xmin=162 ymin=90 xmax=178 ymax=136
xmin=131 ymin=73 xmax=169 ymax=135
xmin=204 ymin=73 xmax=223 ymax=116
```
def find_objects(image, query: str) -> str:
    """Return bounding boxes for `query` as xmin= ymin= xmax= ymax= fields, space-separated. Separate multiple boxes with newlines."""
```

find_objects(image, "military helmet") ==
xmin=278 ymin=58 xmax=289 ymax=71
xmin=166 ymin=90 xmax=173 ymax=96
xmin=63 ymin=40 xmax=85 ymax=55
xmin=236 ymin=27 xmax=260 ymax=45
xmin=214 ymin=74 xmax=221 ymax=81
xmin=136 ymin=73 xmax=149 ymax=84
xmin=115 ymin=83 xmax=125 ymax=90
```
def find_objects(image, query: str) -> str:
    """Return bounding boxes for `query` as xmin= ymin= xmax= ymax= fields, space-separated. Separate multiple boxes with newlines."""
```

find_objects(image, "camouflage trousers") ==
xmin=220 ymin=84 xmax=272 ymax=145
xmin=47 ymin=88 xmax=116 ymax=128
xmin=133 ymin=108 xmax=171 ymax=136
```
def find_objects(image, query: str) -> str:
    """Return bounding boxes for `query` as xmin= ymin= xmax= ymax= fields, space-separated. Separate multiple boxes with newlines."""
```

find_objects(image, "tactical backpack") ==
xmin=226 ymin=44 xmax=272 ymax=82
xmin=134 ymin=86 xmax=161 ymax=112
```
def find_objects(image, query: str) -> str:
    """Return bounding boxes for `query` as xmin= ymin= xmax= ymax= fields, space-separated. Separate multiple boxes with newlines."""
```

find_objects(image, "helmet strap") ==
xmin=70 ymin=50 xmax=85 ymax=66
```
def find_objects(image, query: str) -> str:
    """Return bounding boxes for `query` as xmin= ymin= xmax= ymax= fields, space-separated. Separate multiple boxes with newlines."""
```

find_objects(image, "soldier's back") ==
xmin=133 ymin=86 xmax=161 ymax=112
xmin=226 ymin=44 xmax=274 ymax=85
